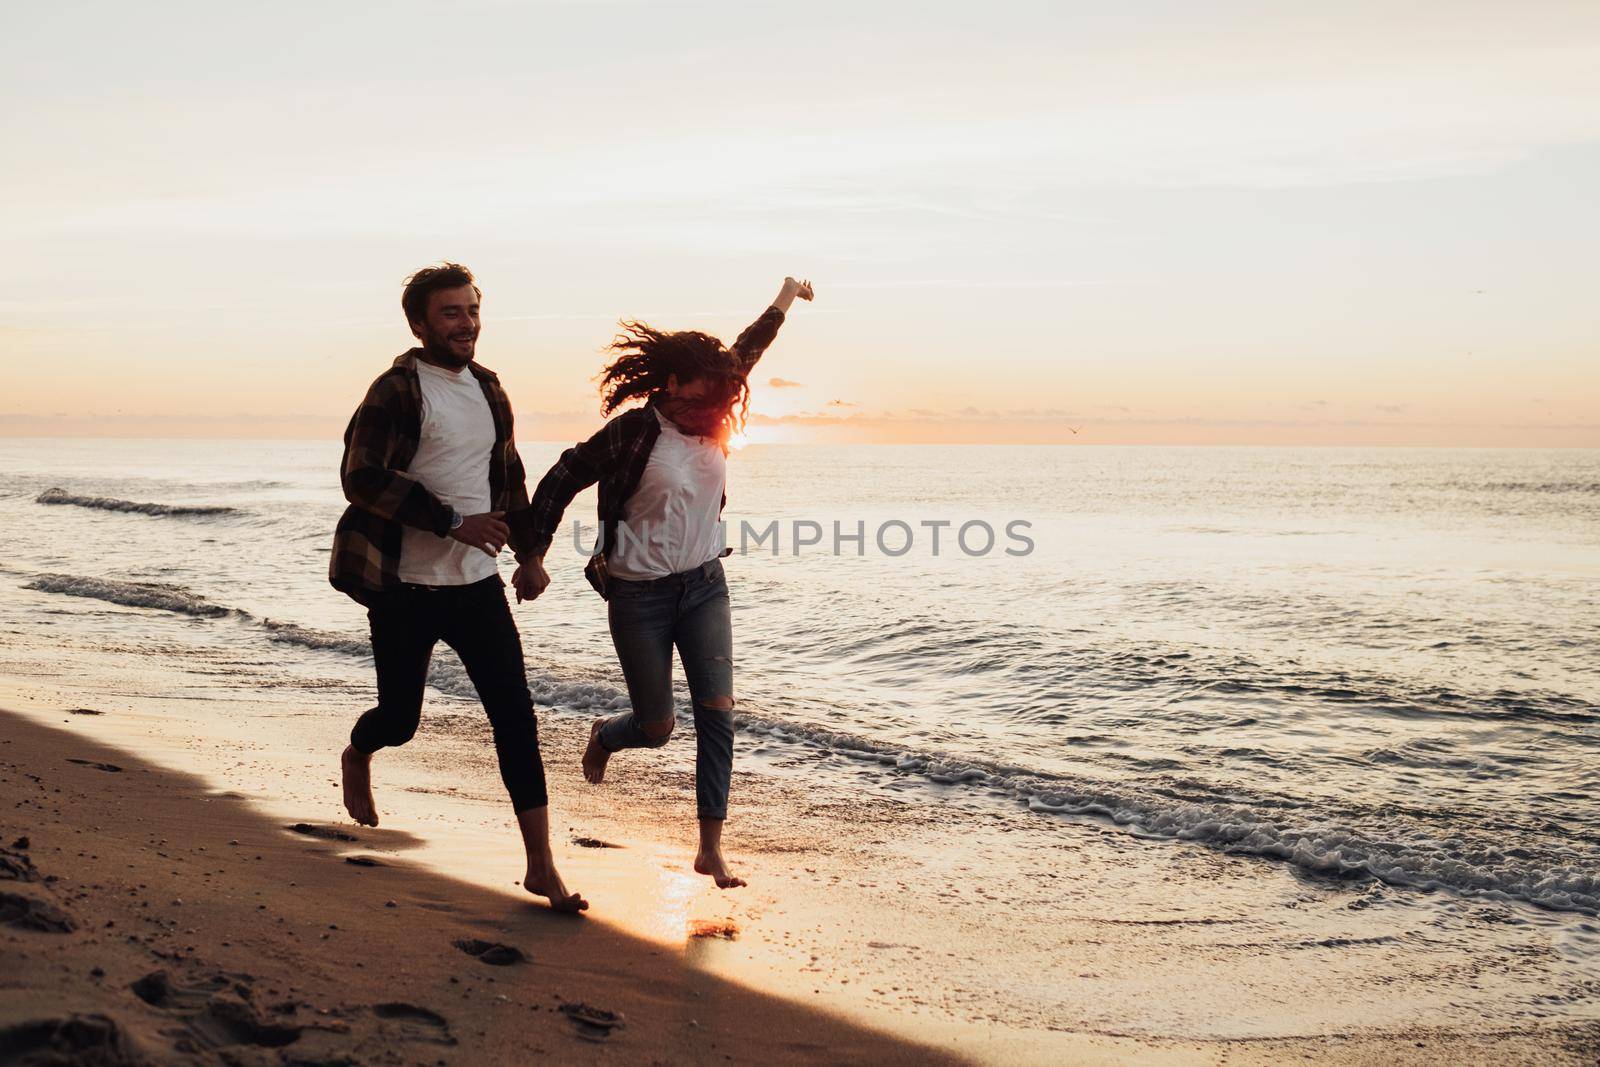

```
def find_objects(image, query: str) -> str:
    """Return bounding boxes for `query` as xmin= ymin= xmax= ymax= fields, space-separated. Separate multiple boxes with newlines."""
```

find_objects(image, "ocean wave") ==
xmin=787 ymin=595 xmax=1599 ymax=732
xmin=732 ymin=710 xmax=1600 ymax=915
xmin=36 ymin=487 xmax=238 ymax=517
xmin=24 ymin=573 xmax=235 ymax=618
xmin=259 ymin=618 xmax=634 ymax=714
xmin=1480 ymin=481 xmax=1600 ymax=495
xmin=21 ymin=569 xmax=1600 ymax=917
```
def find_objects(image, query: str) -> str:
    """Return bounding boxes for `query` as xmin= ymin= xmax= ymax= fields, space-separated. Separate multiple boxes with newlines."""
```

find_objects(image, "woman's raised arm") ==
xmin=730 ymin=277 xmax=814 ymax=371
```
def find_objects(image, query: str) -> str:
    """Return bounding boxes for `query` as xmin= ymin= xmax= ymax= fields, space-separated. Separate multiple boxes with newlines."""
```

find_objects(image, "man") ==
xmin=328 ymin=262 xmax=584 ymax=912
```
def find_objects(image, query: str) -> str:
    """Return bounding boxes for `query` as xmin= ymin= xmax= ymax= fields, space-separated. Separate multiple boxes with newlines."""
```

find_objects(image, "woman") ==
xmin=516 ymin=276 xmax=814 ymax=888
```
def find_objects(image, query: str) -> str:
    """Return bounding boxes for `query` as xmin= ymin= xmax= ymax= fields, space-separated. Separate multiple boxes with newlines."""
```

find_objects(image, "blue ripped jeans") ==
xmin=598 ymin=558 xmax=735 ymax=820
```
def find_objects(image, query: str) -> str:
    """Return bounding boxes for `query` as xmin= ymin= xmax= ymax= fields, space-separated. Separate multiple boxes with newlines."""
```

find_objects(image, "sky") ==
xmin=2 ymin=0 xmax=1597 ymax=445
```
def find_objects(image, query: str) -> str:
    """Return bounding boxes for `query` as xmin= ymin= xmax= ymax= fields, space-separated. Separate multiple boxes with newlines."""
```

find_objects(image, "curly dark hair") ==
xmin=401 ymin=262 xmax=480 ymax=325
xmin=598 ymin=322 xmax=750 ymax=440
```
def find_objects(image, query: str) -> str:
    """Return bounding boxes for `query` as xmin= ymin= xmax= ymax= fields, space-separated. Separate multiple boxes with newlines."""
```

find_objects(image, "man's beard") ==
xmin=422 ymin=333 xmax=475 ymax=369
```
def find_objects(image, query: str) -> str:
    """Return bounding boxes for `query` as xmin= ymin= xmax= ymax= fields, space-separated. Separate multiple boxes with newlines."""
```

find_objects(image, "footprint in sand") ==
xmin=0 ymin=1014 xmax=133 ymax=1062
xmin=372 ymin=1003 xmax=456 ymax=1046
xmin=133 ymin=972 xmax=301 ymax=1051
xmin=287 ymin=823 xmax=358 ymax=842
xmin=0 ymin=848 xmax=39 ymax=883
xmin=571 ymin=836 xmax=623 ymax=849
xmin=64 ymin=758 xmax=122 ymax=773
xmin=0 ymin=891 xmax=75 ymax=933
xmin=558 ymin=1002 xmax=625 ymax=1042
xmin=190 ymin=995 xmax=303 ymax=1050
xmin=415 ymin=901 xmax=457 ymax=914
xmin=688 ymin=919 xmax=740 ymax=941
xmin=453 ymin=938 xmax=527 ymax=966
xmin=131 ymin=969 xmax=255 ymax=1010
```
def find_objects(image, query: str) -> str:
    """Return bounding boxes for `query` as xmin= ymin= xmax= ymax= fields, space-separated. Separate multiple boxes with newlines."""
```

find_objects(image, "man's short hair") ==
xmin=401 ymin=263 xmax=481 ymax=325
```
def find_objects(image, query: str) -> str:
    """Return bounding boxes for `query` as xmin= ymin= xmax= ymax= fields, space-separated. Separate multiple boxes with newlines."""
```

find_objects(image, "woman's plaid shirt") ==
xmin=525 ymin=306 xmax=785 ymax=594
xmin=328 ymin=349 xmax=536 ymax=606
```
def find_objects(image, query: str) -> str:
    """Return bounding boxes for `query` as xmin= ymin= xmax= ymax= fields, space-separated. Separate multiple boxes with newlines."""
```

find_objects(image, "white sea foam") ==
xmin=36 ymin=487 xmax=237 ymax=518
xmin=258 ymin=619 xmax=634 ymax=714
xmin=728 ymin=712 xmax=1600 ymax=916
xmin=736 ymin=707 xmax=1600 ymax=914
xmin=25 ymin=573 xmax=234 ymax=618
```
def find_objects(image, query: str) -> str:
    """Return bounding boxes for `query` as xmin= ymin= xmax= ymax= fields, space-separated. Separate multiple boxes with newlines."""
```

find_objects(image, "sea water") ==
xmin=2 ymin=439 xmax=1597 ymax=917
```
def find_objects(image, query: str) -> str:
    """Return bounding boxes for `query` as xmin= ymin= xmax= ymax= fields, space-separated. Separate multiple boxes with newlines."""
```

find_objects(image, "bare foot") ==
xmin=340 ymin=745 xmax=378 ymax=827
xmin=581 ymin=719 xmax=611 ymax=785
xmin=525 ymin=860 xmax=588 ymax=913
xmin=694 ymin=849 xmax=747 ymax=889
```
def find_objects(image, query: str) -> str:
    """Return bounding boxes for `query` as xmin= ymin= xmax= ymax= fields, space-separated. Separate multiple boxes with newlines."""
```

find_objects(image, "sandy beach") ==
xmin=1 ymin=706 xmax=966 ymax=1066
xmin=3 ymin=679 xmax=1597 ymax=1065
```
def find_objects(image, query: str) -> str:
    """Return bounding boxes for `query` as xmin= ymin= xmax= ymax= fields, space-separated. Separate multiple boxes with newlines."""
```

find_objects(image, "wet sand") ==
xmin=0 ymin=708 xmax=962 ymax=1065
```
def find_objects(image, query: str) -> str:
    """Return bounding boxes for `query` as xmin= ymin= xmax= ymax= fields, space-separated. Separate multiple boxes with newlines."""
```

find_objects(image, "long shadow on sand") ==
xmin=0 ymin=710 xmax=963 ymax=1065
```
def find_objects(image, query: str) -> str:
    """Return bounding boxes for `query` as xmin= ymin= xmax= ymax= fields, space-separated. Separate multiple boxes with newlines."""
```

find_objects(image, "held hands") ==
xmin=512 ymin=556 xmax=550 ymax=603
xmin=446 ymin=513 xmax=548 ymax=605
xmin=450 ymin=510 xmax=509 ymax=556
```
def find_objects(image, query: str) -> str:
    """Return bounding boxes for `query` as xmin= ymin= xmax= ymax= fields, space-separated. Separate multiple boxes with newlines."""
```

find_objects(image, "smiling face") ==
xmin=409 ymin=284 xmax=480 ymax=368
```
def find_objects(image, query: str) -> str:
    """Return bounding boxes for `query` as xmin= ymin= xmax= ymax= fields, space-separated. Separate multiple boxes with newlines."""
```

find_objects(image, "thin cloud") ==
xmin=743 ymin=411 xmax=1600 ymax=432
xmin=828 ymin=279 xmax=1105 ymax=290
xmin=768 ymin=377 xmax=804 ymax=389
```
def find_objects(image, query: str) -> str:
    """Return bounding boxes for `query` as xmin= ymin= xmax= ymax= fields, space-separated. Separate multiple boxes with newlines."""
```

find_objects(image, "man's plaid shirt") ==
xmin=328 ymin=349 xmax=536 ymax=606
xmin=526 ymin=306 xmax=785 ymax=594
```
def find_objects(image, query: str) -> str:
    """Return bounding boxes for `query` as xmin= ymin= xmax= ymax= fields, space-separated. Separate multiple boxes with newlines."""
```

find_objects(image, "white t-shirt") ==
xmin=607 ymin=408 xmax=727 ymax=581
xmin=398 ymin=359 xmax=499 ymax=586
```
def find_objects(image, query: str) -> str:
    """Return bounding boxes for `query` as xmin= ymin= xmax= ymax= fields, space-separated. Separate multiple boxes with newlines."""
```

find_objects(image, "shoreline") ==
xmin=0 ymin=707 xmax=965 ymax=1066
xmin=4 ymin=682 xmax=1597 ymax=1065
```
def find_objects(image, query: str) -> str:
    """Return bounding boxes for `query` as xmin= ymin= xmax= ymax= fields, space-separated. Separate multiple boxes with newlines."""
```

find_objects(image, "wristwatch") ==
xmin=449 ymin=508 xmax=464 ymax=531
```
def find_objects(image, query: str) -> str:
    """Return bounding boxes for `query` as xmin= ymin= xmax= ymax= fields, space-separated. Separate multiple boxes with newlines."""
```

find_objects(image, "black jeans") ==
xmin=350 ymin=576 xmax=548 ymax=812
